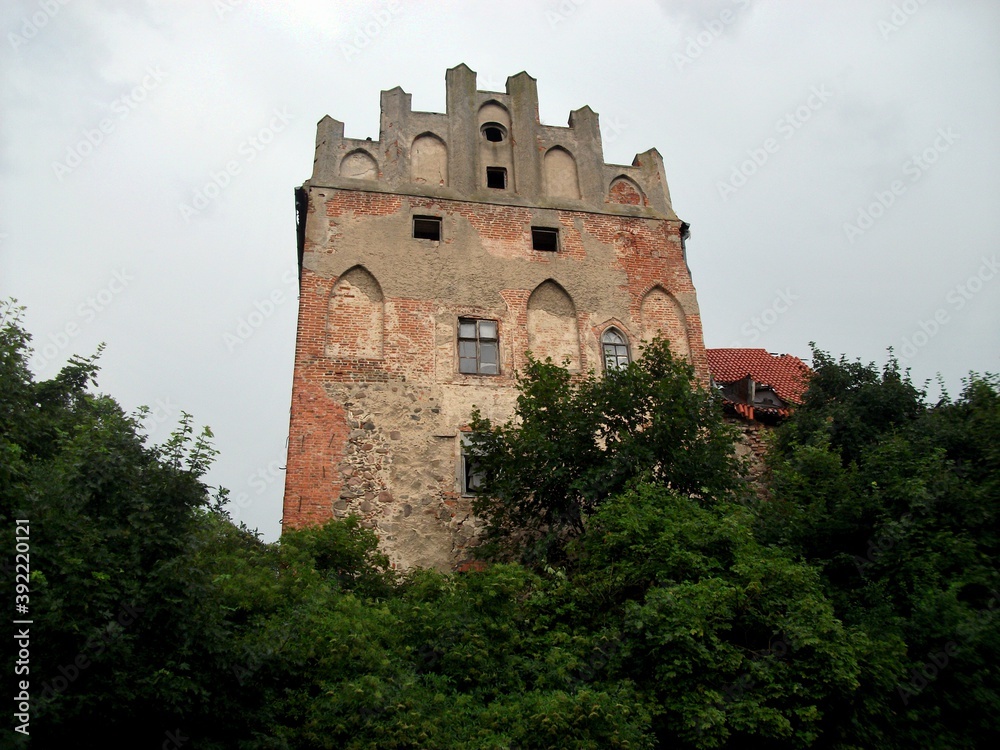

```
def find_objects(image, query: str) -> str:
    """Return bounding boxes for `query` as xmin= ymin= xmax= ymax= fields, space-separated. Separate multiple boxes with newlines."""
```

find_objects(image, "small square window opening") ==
xmin=531 ymin=227 xmax=559 ymax=252
xmin=413 ymin=216 xmax=442 ymax=241
xmin=486 ymin=167 xmax=507 ymax=190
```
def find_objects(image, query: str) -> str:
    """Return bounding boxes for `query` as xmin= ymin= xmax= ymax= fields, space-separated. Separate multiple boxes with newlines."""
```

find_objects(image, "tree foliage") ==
xmin=760 ymin=347 xmax=1000 ymax=748
xmin=1 ymin=302 xmax=233 ymax=747
xmin=466 ymin=338 xmax=743 ymax=563
xmin=4 ymin=303 xmax=997 ymax=748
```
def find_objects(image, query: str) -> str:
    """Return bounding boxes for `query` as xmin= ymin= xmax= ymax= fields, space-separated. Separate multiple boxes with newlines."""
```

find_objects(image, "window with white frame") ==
xmin=459 ymin=433 xmax=485 ymax=496
xmin=602 ymin=328 xmax=630 ymax=371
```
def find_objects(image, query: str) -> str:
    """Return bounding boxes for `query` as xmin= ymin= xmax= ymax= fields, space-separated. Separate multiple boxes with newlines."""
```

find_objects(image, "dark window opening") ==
xmin=458 ymin=318 xmax=499 ymax=375
xmin=413 ymin=215 xmax=442 ymax=241
xmin=482 ymin=124 xmax=506 ymax=143
xmin=486 ymin=167 xmax=507 ymax=189
xmin=462 ymin=452 xmax=484 ymax=495
xmin=531 ymin=227 xmax=559 ymax=252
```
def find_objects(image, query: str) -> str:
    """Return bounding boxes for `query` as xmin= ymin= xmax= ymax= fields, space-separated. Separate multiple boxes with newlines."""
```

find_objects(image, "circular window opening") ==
xmin=482 ymin=124 xmax=506 ymax=143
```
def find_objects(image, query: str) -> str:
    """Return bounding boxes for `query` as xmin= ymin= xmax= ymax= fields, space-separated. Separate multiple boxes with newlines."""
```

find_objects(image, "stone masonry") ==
xmin=282 ymin=64 xmax=709 ymax=570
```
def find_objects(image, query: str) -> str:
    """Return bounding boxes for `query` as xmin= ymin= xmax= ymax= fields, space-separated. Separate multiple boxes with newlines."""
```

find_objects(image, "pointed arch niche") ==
xmin=326 ymin=266 xmax=384 ymax=359
xmin=340 ymin=150 xmax=378 ymax=181
xmin=543 ymin=147 xmax=581 ymax=200
xmin=640 ymin=286 xmax=689 ymax=359
xmin=411 ymin=133 xmax=448 ymax=186
xmin=478 ymin=101 xmax=512 ymax=130
xmin=608 ymin=175 xmax=646 ymax=206
xmin=527 ymin=280 xmax=579 ymax=369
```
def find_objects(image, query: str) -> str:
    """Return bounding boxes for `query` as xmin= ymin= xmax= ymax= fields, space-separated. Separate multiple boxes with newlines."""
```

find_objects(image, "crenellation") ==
xmin=308 ymin=64 xmax=676 ymax=215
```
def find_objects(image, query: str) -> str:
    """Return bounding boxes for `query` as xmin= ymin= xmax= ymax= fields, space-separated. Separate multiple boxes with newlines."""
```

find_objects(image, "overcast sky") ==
xmin=3 ymin=0 xmax=998 ymax=541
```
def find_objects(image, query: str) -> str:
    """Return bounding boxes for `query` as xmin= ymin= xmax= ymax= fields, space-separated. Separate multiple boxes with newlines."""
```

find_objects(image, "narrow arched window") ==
xmin=602 ymin=328 xmax=630 ymax=371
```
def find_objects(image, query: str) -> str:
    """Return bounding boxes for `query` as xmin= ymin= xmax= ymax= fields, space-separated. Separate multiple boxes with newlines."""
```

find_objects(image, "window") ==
xmin=461 ymin=437 xmax=485 ymax=496
xmin=531 ymin=227 xmax=559 ymax=252
xmin=602 ymin=328 xmax=630 ymax=371
xmin=413 ymin=215 xmax=442 ymax=241
xmin=462 ymin=453 xmax=483 ymax=494
xmin=481 ymin=123 xmax=507 ymax=143
xmin=486 ymin=167 xmax=507 ymax=189
xmin=458 ymin=318 xmax=499 ymax=375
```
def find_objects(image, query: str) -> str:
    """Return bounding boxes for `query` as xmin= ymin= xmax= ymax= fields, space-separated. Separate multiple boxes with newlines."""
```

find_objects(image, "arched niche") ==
xmin=527 ymin=280 xmax=579 ymax=369
xmin=608 ymin=175 xmax=646 ymax=206
xmin=640 ymin=286 xmax=689 ymax=359
xmin=543 ymin=147 xmax=581 ymax=200
xmin=326 ymin=266 xmax=384 ymax=359
xmin=478 ymin=100 xmax=512 ymax=129
xmin=340 ymin=150 xmax=378 ymax=181
xmin=411 ymin=133 xmax=448 ymax=186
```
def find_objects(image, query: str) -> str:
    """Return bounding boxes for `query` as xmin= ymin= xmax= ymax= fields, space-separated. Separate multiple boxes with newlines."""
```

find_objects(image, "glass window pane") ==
xmin=459 ymin=321 xmax=477 ymax=339
xmin=604 ymin=342 xmax=630 ymax=370
xmin=479 ymin=342 xmax=498 ymax=364
xmin=460 ymin=357 xmax=478 ymax=374
xmin=478 ymin=320 xmax=497 ymax=339
xmin=479 ymin=361 xmax=498 ymax=375
xmin=459 ymin=341 xmax=477 ymax=358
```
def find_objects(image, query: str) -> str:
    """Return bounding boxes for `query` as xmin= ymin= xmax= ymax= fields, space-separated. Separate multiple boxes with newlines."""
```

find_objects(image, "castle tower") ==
xmin=282 ymin=65 xmax=708 ymax=569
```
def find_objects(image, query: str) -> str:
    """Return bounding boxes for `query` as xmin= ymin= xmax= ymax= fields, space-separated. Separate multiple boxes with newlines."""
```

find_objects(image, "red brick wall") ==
xmin=282 ymin=188 xmax=709 ymax=557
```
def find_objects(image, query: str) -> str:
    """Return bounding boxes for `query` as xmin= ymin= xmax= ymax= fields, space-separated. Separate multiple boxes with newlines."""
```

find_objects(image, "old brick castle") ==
xmin=282 ymin=64 xmax=708 ymax=569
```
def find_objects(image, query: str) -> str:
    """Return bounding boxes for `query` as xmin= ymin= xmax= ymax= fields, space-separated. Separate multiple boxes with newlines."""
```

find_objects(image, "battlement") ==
xmin=309 ymin=63 xmax=677 ymax=219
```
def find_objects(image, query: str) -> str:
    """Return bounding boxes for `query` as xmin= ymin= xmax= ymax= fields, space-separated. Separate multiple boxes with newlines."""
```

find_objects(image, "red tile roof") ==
xmin=706 ymin=349 xmax=811 ymax=405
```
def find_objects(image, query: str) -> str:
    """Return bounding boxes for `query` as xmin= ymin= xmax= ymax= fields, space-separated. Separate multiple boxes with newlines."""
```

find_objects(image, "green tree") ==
xmin=467 ymin=338 xmax=743 ymax=563
xmin=761 ymin=348 xmax=1000 ymax=748
xmin=12 ymin=295 xmax=996 ymax=748
xmin=0 ymin=301 xmax=232 ymax=748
